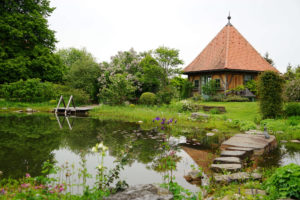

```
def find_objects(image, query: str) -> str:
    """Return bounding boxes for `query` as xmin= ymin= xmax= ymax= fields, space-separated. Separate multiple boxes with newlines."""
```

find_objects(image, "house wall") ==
xmin=188 ymin=72 xmax=258 ymax=94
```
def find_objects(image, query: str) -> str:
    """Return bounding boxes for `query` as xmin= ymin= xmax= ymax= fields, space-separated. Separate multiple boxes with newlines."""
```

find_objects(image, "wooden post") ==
xmin=65 ymin=95 xmax=73 ymax=116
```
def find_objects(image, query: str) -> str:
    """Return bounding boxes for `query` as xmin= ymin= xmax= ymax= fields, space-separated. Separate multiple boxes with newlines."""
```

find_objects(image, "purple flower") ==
xmin=154 ymin=117 xmax=160 ymax=121
xmin=152 ymin=119 xmax=155 ymax=123
xmin=168 ymin=118 xmax=173 ymax=123
xmin=161 ymin=121 xmax=165 ymax=125
xmin=162 ymin=118 xmax=166 ymax=121
xmin=175 ymin=120 xmax=177 ymax=124
xmin=1 ymin=189 xmax=6 ymax=194
xmin=161 ymin=127 xmax=165 ymax=130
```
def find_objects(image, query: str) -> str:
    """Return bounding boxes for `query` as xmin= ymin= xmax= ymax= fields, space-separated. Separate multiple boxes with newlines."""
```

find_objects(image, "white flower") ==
xmin=98 ymin=142 xmax=104 ymax=149
xmin=97 ymin=164 xmax=103 ymax=170
xmin=92 ymin=147 xmax=97 ymax=152
xmin=102 ymin=146 xmax=108 ymax=151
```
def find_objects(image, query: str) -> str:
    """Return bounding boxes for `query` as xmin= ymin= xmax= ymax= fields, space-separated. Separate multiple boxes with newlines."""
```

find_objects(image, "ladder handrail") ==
xmin=55 ymin=95 xmax=66 ymax=113
xmin=65 ymin=95 xmax=76 ymax=116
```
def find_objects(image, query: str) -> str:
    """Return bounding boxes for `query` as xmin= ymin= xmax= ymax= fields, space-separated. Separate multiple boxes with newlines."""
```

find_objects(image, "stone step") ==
xmin=210 ymin=164 xmax=242 ymax=173
xmin=220 ymin=150 xmax=247 ymax=158
xmin=214 ymin=172 xmax=262 ymax=183
xmin=213 ymin=157 xmax=241 ymax=164
xmin=225 ymin=146 xmax=254 ymax=152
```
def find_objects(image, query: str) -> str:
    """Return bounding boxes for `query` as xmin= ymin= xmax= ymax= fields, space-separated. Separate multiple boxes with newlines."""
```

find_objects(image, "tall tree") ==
xmin=153 ymin=46 xmax=184 ymax=82
xmin=56 ymin=48 xmax=100 ymax=102
xmin=0 ymin=0 xmax=64 ymax=83
xmin=263 ymin=52 xmax=275 ymax=66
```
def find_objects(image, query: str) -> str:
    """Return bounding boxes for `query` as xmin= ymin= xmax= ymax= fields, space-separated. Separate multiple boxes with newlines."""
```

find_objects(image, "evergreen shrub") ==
xmin=285 ymin=103 xmax=300 ymax=116
xmin=139 ymin=92 xmax=156 ymax=105
xmin=258 ymin=71 xmax=284 ymax=119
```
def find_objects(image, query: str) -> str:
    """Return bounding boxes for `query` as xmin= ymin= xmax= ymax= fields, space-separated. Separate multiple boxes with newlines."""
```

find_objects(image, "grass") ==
xmin=196 ymin=101 xmax=260 ymax=122
xmin=0 ymin=99 xmax=54 ymax=112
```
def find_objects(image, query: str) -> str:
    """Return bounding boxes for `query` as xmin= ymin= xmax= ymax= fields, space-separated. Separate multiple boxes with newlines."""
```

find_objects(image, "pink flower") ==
xmin=21 ymin=183 xmax=30 ymax=188
xmin=59 ymin=187 xmax=64 ymax=192
xmin=25 ymin=173 xmax=31 ymax=178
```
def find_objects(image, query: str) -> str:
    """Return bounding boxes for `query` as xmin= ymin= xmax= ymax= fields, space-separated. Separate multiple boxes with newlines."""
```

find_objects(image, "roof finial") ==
xmin=227 ymin=12 xmax=232 ymax=25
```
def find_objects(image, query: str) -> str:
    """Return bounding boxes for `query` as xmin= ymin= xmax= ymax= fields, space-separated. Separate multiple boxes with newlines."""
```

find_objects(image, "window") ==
xmin=194 ymin=80 xmax=199 ymax=88
xmin=215 ymin=79 xmax=221 ymax=88
xmin=201 ymin=75 xmax=212 ymax=85
xmin=244 ymin=74 xmax=254 ymax=84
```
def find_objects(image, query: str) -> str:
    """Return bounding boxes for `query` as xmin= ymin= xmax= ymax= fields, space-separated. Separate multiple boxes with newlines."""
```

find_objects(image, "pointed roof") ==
xmin=183 ymin=18 xmax=279 ymax=74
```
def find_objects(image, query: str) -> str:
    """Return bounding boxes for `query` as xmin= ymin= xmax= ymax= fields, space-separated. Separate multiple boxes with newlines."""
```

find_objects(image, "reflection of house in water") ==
xmin=180 ymin=145 xmax=216 ymax=174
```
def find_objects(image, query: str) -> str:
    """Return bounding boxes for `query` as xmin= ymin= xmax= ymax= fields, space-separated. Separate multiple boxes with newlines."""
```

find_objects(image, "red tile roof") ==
xmin=184 ymin=23 xmax=279 ymax=73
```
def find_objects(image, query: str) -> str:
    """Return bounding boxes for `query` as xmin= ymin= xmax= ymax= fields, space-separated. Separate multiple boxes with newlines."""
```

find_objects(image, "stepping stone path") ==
xmin=214 ymin=172 xmax=262 ymax=183
xmin=210 ymin=133 xmax=277 ymax=173
xmin=211 ymin=164 xmax=242 ymax=172
xmin=213 ymin=157 xmax=241 ymax=164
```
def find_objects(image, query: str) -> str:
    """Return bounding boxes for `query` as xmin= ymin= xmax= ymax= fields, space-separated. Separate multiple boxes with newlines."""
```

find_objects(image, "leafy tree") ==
xmin=99 ymin=73 xmax=137 ymax=105
xmin=0 ymin=0 xmax=65 ymax=83
xmin=263 ymin=52 xmax=275 ymax=66
xmin=284 ymin=79 xmax=300 ymax=102
xmin=258 ymin=71 xmax=284 ymax=119
xmin=138 ymin=54 xmax=165 ymax=93
xmin=170 ymin=76 xmax=193 ymax=99
xmin=57 ymin=48 xmax=100 ymax=101
xmin=153 ymin=46 xmax=184 ymax=84
xmin=98 ymin=49 xmax=142 ymax=102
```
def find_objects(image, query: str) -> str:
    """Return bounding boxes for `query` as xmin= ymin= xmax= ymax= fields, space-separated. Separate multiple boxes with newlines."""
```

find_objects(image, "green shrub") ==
xmin=2 ymin=79 xmax=54 ymax=102
xmin=53 ymin=84 xmax=90 ymax=105
xmin=210 ymin=94 xmax=225 ymax=102
xmin=139 ymin=92 xmax=156 ymax=105
xmin=209 ymin=108 xmax=220 ymax=114
xmin=157 ymin=86 xmax=174 ymax=104
xmin=285 ymin=103 xmax=300 ymax=116
xmin=227 ymin=119 xmax=256 ymax=131
xmin=258 ymin=71 xmax=284 ymax=119
xmin=180 ymin=100 xmax=202 ymax=112
xmin=264 ymin=163 xmax=300 ymax=199
xmin=191 ymin=93 xmax=202 ymax=101
xmin=223 ymin=95 xmax=249 ymax=102
xmin=202 ymin=80 xmax=217 ymax=96
xmin=245 ymin=80 xmax=257 ymax=95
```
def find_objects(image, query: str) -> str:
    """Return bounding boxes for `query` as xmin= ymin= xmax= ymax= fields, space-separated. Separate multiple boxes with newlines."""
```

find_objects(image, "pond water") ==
xmin=0 ymin=113 xmax=299 ymax=194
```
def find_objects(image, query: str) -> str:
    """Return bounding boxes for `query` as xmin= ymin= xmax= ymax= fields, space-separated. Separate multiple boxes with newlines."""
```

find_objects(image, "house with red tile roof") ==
xmin=183 ymin=15 xmax=279 ymax=95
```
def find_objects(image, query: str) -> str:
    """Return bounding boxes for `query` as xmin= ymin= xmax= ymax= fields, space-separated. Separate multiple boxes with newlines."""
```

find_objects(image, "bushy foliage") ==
xmin=139 ymin=54 xmax=165 ymax=93
xmin=157 ymin=86 xmax=174 ymax=104
xmin=284 ymin=103 xmax=300 ymax=116
xmin=227 ymin=119 xmax=256 ymax=131
xmin=55 ymin=48 xmax=101 ymax=102
xmin=99 ymin=74 xmax=137 ymax=105
xmin=223 ymin=95 xmax=249 ymax=102
xmin=258 ymin=71 xmax=284 ymax=119
xmin=264 ymin=163 xmax=300 ymax=199
xmin=2 ymin=79 xmax=54 ymax=102
xmin=202 ymin=80 xmax=217 ymax=96
xmin=171 ymin=77 xmax=193 ymax=100
xmin=179 ymin=100 xmax=202 ymax=112
xmin=284 ymin=79 xmax=300 ymax=102
xmin=53 ymin=84 xmax=90 ymax=105
xmin=245 ymin=80 xmax=257 ymax=95
xmin=0 ymin=0 xmax=65 ymax=83
xmin=139 ymin=92 xmax=156 ymax=105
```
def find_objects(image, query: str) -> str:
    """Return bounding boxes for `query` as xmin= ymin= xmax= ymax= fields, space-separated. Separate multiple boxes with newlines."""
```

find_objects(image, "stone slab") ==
xmin=213 ymin=157 xmax=241 ymax=164
xmin=220 ymin=150 xmax=246 ymax=157
xmin=104 ymin=184 xmax=173 ymax=200
xmin=221 ymin=134 xmax=277 ymax=154
xmin=226 ymin=146 xmax=254 ymax=152
xmin=210 ymin=164 xmax=242 ymax=172
xmin=214 ymin=172 xmax=262 ymax=183
xmin=244 ymin=189 xmax=266 ymax=195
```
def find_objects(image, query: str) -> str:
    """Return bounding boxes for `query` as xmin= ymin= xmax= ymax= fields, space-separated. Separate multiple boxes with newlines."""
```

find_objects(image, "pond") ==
xmin=0 ymin=113 xmax=299 ymax=194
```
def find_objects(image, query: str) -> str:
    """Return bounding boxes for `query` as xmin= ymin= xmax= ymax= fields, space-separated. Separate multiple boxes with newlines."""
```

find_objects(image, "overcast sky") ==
xmin=48 ymin=0 xmax=300 ymax=73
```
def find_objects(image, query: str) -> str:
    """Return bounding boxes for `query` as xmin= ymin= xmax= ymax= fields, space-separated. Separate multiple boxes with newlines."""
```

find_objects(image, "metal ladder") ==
xmin=55 ymin=95 xmax=76 ymax=116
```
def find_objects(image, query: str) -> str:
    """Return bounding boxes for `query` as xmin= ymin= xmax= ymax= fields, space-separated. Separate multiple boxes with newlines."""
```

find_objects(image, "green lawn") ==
xmin=197 ymin=102 xmax=260 ymax=122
